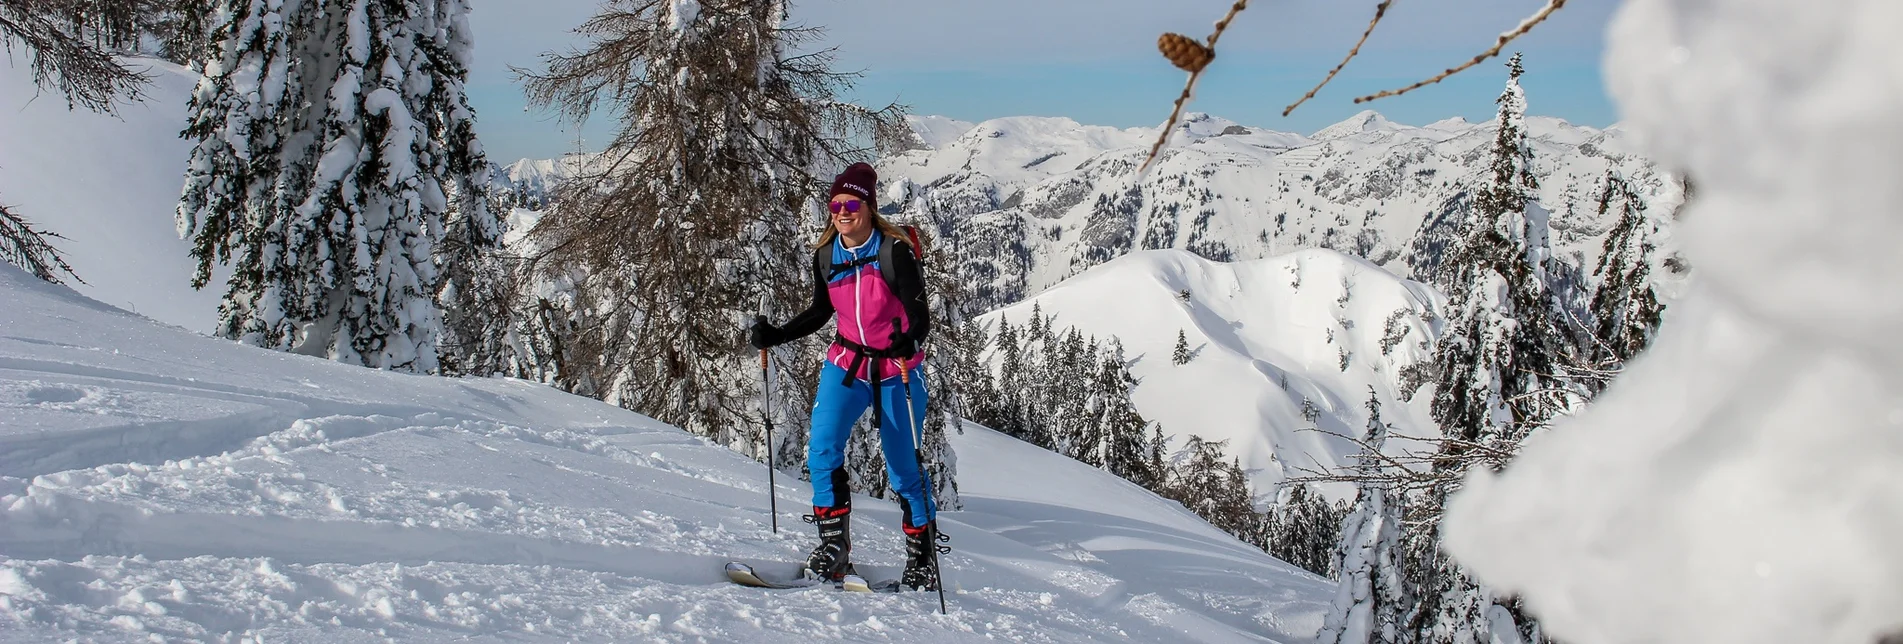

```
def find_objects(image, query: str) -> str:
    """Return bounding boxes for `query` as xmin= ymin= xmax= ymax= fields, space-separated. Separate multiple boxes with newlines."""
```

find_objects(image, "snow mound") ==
xmin=984 ymin=248 xmax=1442 ymax=500
xmin=0 ymin=262 xmax=1331 ymax=641
xmin=1445 ymin=1 xmax=1903 ymax=643
xmin=0 ymin=58 xmax=217 ymax=333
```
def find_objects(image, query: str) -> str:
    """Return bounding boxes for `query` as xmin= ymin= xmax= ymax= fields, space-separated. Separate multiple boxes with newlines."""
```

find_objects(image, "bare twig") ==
xmin=1354 ymin=0 xmax=1566 ymax=104
xmin=1138 ymin=0 xmax=1250 ymax=175
xmin=1282 ymin=0 xmax=1394 ymax=117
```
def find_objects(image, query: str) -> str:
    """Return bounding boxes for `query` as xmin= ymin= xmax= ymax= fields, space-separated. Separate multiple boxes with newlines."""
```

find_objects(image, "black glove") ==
xmin=749 ymin=316 xmax=781 ymax=350
xmin=886 ymin=329 xmax=918 ymax=359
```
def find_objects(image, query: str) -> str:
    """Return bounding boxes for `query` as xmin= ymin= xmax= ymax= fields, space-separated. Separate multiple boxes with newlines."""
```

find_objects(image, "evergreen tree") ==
xmin=1587 ymin=170 xmax=1666 ymax=382
xmin=515 ymin=0 xmax=906 ymax=450
xmin=1263 ymin=482 xmax=1346 ymax=577
xmin=1172 ymin=328 xmax=1193 ymax=365
xmin=1051 ymin=327 xmax=1092 ymax=460
xmin=1318 ymin=391 xmax=1410 ymax=644
xmin=1418 ymin=52 xmax=1571 ymax=642
xmin=1094 ymin=338 xmax=1154 ymax=484
xmin=178 ymin=0 xmax=494 ymax=373
xmin=1144 ymin=423 xmax=1168 ymax=493
xmin=1163 ymin=436 xmax=1256 ymax=540
xmin=1431 ymin=52 xmax=1575 ymax=451
xmin=148 ymin=0 xmax=220 ymax=69
xmin=991 ymin=314 xmax=1028 ymax=440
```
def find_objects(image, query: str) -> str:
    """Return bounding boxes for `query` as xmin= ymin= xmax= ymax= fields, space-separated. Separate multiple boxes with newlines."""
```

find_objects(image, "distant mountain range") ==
xmin=877 ymin=110 xmax=1680 ymax=312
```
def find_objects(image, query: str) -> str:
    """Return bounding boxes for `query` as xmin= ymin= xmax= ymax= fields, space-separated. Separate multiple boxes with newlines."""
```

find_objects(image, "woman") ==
xmin=748 ymin=162 xmax=941 ymax=591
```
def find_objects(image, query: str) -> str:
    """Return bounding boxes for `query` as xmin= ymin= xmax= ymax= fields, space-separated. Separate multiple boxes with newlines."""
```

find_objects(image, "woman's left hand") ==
xmin=886 ymin=330 xmax=917 ymax=358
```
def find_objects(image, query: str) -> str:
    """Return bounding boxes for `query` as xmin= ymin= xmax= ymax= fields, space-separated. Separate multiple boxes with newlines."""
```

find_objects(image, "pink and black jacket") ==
xmin=777 ymin=229 xmax=930 ymax=383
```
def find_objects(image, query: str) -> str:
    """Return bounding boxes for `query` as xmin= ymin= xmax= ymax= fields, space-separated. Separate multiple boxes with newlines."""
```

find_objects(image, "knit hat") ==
xmin=830 ymin=162 xmax=878 ymax=212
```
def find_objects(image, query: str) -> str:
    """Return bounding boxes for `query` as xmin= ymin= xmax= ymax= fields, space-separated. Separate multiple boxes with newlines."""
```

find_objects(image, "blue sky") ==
xmin=466 ymin=0 xmax=1619 ymax=163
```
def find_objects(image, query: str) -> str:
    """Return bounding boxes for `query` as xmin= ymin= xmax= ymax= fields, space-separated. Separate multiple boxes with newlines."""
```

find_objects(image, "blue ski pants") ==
xmin=808 ymin=360 xmax=935 ymax=527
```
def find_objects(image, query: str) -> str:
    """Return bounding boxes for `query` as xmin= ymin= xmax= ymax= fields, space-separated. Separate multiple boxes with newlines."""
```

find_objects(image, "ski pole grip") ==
xmin=760 ymin=349 xmax=769 ymax=369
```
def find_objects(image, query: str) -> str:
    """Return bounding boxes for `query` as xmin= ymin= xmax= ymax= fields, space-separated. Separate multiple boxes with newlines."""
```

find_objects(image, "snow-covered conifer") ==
xmin=179 ymin=0 xmax=494 ymax=373
xmin=1093 ymin=338 xmax=1154 ymax=485
xmin=1419 ymin=52 xmax=1572 ymax=641
xmin=1587 ymin=170 xmax=1666 ymax=381
xmin=1318 ymin=391 xmax=1409 ymax=644
xmin=1172 ymin=328 xmax=1192 ymax=365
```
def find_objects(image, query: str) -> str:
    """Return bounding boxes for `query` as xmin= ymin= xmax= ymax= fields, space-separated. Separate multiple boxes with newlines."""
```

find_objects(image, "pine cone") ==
xmin=1158 ymin=33 xmax=1214 ymax=73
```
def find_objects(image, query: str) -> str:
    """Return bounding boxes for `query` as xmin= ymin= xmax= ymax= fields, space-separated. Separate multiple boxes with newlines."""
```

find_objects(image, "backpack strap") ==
xmin=812 ymin=243 xmax=828 ymax=287
xmin=877 ymin=225 xmax=923 ymax=295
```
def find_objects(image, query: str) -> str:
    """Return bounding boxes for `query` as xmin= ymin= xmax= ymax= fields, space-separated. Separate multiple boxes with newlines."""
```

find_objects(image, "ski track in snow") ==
xmin=0 ymin=266 xmax=1328 ymax=641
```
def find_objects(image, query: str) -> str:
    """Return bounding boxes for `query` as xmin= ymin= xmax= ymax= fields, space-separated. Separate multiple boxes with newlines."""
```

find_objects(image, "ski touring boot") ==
xmin=901 ymin=519 xmax=949 ymax=591
xmin=802 ymin=505 xmax=853 ymax=581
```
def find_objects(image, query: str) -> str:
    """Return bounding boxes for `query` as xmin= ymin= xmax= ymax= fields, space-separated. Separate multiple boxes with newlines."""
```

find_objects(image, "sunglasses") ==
xmin=828 ymin=200 xmax=864 ymax=214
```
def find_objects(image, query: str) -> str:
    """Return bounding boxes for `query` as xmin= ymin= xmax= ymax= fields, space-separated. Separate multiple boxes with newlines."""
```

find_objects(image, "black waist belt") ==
xmin=833 ymin=334 xmax=903 ymax=387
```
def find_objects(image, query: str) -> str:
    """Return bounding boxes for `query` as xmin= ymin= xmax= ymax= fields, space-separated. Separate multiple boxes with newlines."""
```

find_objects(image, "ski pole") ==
xmin=761 ymin=347 xmax=778 ymax=534
xmin=894 ymin=322 xmax=948 ymax=615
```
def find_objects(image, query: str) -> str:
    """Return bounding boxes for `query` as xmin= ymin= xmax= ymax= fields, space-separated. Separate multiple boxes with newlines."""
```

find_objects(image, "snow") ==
xmin=0 ymin=261 xmax=1331 ymax=641
xmin=0 ymin=58 xmax=219 ymax=333
xmin=904 ymin=115 xmax=977 ymax=150
xmin=1309 ymin=110 xmax=1401 ymax=142
xmin=982 ymin=248 xmax=1442 ymax=501
xmin=1443 ymin=1 xmax=1903 ymax=643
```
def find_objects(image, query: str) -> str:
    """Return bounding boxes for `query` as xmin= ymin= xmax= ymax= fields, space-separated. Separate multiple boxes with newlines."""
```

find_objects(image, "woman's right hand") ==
xmin=748 ymin=316 xmax=780 ymax=350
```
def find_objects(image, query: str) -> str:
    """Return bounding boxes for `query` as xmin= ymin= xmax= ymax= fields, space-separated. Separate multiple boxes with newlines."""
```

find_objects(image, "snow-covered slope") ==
xmin=883 ymin=110 xmax=1677 ymax=312
xmin=0 ymin=263 xmax=1330 ymax=642
xmin=982 ymin=248 xmax=1442 ymax=499
xmin=0 ymin=58 xmax=218 ymax=333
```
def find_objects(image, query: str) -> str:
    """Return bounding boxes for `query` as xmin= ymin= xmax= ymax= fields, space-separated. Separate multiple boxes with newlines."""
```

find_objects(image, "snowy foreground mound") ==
xmin=1446 ymin=0 xmax=1903 ymax=643
xmin=985 ymin=248 xmax=1440 ymax=498
xmin=0 ymin=264 xmax=1329 ymax=642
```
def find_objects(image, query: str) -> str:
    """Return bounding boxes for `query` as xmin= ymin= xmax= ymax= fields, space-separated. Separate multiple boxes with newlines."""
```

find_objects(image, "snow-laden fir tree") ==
xmin=1262 ymin=481 xmax=1344 ymax=577
xmin=178 ymin=0 xmax=495 ymax=373
xmin=1049 ymin=327 xmax=1092 ymax=460
xmin=1430 ymin=52 xmax=1578 ymax=456
xmin=1586 ymin=170 xmax=1666 ymax=384
xmin=1317 ymin=391 xmax=1409 ymax=644
xmin=1162 ymin=436 xmax=1257 ymax=541
xmin=1172 ymin=328 xmax=1193 ymax=365
xmin=1417 ymin=52 xmax=1573 ymax=644
xmin=1090 ymin=337 xmax=1156 ymax=486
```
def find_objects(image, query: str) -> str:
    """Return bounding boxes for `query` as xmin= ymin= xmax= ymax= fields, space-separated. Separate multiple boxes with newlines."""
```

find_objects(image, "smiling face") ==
xmin=829 ymin=194 xmax=872 ymax=244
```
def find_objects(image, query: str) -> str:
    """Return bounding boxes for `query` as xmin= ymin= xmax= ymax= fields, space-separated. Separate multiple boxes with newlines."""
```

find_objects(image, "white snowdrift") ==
xmin=0 ymin=263 xmax=1331 ymax=642
xmin=0 ymin=58 xmax=217 ymax=333
xmin=983 ymin=248 xmax=1442 ymax=500
xmin=1445 ymin=1 xmax=1903 ymax=643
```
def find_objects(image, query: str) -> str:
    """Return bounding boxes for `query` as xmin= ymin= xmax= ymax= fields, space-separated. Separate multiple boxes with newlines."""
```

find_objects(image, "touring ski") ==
xmin=723 ymin=562 xmax=902 ymax=593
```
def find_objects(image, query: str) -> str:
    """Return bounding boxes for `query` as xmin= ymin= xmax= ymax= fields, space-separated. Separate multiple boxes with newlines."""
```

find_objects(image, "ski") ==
xmin=723 ymin=562 xmax=903 ymax=593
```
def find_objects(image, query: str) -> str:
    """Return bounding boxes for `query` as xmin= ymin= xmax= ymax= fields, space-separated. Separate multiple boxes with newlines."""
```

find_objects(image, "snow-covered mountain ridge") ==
xmin=879 ymin=110 xmax=1676 ymax=312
